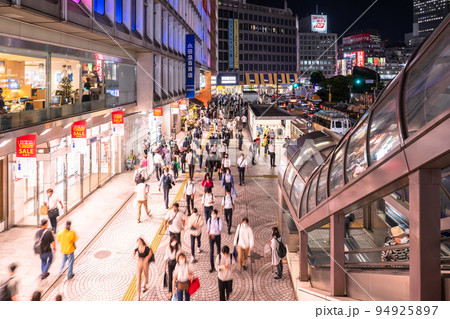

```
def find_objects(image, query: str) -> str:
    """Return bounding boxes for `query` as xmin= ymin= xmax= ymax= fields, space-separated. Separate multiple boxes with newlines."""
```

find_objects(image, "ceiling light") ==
xmin=40 ymin=129 xmax=52 ymax=136
xmin=0 ymin=139 xmax=11 ymax=148
xmin=64 ymin=123 xmax=72 ymax=129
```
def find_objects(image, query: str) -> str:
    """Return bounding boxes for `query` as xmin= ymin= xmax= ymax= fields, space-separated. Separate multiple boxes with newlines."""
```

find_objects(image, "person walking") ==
xmin=205 ymin=154 xmax=215 ymax=177
xmin=270 ymin=227 xmax=283 ymax=279
xmin=263 ymin=135 xmax=269 ymax=155
xmin=0 ymin=264 xmax=19 ymax=301
xmin=135 ymin=176 xmax=150 ymax=223
xmin=172 ymin=253 xmax=193 ymax=301
xmin=207 ymin=209 xmax=223 ymax=273
xmin=164 ymin=203 xmax=185 ymax=246
xmin=221 ymin=154 xmax=231 ymax=175
xmin=44 ymin=188 xmax=63 ymax=233
xmin=56 ymin=221 xmax=78 ymax=280
xmin=134 ymin=237 xmax=153 ymax=300
xmin=236 ymin=130 xmax=244 ymax=151
xmin=183 ymin=177 xmax=196 ymax=216
xmin=249 ymin=141 xmax=256 ymax=165
xmin=233 ymin=218 xmax=254 ymax=271
xmin=269 ymin=141 xmax=276 ymax=167
xmin=153 ymin=151 xmax=163 ymax=181
xmin=35 ymin=219 xmax=56 ymax=280
xmin=221 ymin=189 xmax=235 ymax=235
xmin=159 ymin=168 xmax=175 ymax=209
xmin=186 ymin=149 xmax=195 ymax=180
xmin=255 ymin=135 xmax=261 ymax=156
xmin=221 ymin=168 xmax=234 ymax=195
xmin=171 ymin=157 xmax=180 ymax=180
xmin=241 ymin=115 xmax=247 ymax=129
xmin=201 ymin=173 xmax=214 ymax=193
xmin=196 ymin=146 xmax=204 ymax=170
xmin=236 ymin=153 xmax=248 ymax=185
xmin=164 ymin=235 xmax=181 ymax=300
xmin=187 ymin=208 xmax=203 ymax=263
xmin=215 ymin=246 xmax=234 ymax=301
xmin=201 ymin=188 xmax=215 ymax=224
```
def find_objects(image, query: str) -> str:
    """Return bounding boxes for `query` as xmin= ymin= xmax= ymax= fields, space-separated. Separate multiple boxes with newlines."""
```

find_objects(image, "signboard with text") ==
xmin=186 ymin=34 xmax=195 ymax=98
xmin=16 ymin=134 xmax=37 ymax=180
xmin=153 ymin=107 xmax=163 ymax=117
xmin=356 ymin=51 xmax=365 ymax=67
xmin=112 ymin=110 xmax=124 ymax=136
xmin=311 ymin=15 xmax=327 ymax=33
xmin=71 ymin=120 xmax=87 ymax=154
xmin=234 ymin=19 xmax=239 ymax=69
xmin=343 ymin=33 xmax=370 ymax=46
xmin=228 ymin=18 xmax=234 ymax=69
xmin=171 ymin=102 xmax=179 ymax=114
xmin=179 ymin=99 xmax=187 ymax=110
xmin=95 ymin=59 xmax=103 ymax=82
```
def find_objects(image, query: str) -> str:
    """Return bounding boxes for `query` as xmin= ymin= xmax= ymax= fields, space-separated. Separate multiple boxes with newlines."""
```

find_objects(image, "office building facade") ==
xmin=413 ymin=0 xmax=449 ymax=37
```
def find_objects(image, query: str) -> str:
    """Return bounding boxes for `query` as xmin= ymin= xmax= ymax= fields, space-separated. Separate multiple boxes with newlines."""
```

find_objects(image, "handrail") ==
xmin=345 ymin=243 xmax=409 ymax=255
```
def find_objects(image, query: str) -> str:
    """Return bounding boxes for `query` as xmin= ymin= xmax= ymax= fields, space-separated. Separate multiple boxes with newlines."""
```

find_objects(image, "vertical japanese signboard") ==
xmin=234 ymin=19 xmax=239 ymax=69
xmin=111 ymin=110 xmax=124 ymax=136
xmin=186 ymin=34 xmax=195 ymax=98
xmin=179 ymin=99 xmax=187 ymax=110
xmin=356 ymin=51 xmax=365 ymax=67
xmin=228 ymin=18 xmax=234 ymax=69
xmin=71 ymin=120 xmax=87 ymax=154
xmin=171 ymin=102 xmax=179 ymax=114
xmin=16 ymin=134 xmax=37 ymax=181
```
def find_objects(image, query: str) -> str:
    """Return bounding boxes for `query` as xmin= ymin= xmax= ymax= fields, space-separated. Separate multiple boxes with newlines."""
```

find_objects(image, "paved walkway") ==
xmin=45 ymin=126 xmax=294 ymax=301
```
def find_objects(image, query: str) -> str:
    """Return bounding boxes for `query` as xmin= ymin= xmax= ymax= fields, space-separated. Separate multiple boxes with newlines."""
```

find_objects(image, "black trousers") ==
xmin=155 ymin=163 xmax=161 ymax=181
xmin=198 ymin=155 xmax=203 ymax=169
xmin=204 ymin=206 xmax=213 ymax=225
xmin=238 ymin=167 xmax=245 ymax=184
xmin=218 ymin=279 xmax=233 ymax=301
xmin=209 ymin=234 xmax=221 ymax=269
xmin=270 ymin=152 xmax=276 ymax=166
xmin=49 ymin=216 xmax=58 ymax=233
xmin=181 ymin=162 xmax=186 ymax=172
xmin=190 ymin=234 xmax=201 ymax=258
xmin=224 ymin=209 xmax=233 ymax=233
xmin=238 ymin=139 xmax=243 ymax=151
xmin=276 ymin=260 xmax=283 ymax=278
xmin=163 ymin=187 xmax=170 ymax=209
xmin=186 ymin=194 xmax=194 ymax=216
xmin=189 ymin=164 xmax=195 ymax=179
xmin=167 ymin=259 xmax=176 ymax=293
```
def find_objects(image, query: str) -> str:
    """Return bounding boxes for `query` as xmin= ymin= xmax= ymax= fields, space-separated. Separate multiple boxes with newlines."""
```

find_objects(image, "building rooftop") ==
xmin=250 ymin=104 xmax=297 ymax=118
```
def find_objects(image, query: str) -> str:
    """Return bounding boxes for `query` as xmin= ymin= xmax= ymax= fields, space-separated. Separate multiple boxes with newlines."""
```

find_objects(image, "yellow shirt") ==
xmin=57 ymin=229 xmax=78 ymax=254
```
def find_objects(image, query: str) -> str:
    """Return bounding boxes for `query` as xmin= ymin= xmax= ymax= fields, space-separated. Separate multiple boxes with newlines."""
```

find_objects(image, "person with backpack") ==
xmin=187 ymin=208 xmax=203 ymax=263
xmin=270 ymin=227 xmax=285 ymax=280
xmin=221 ymin=168 xmax=234 ymax=195
xmin=215 ymin=245 xmax=234 ymax=301
xmin=34 ymin=219 xmax=56 ymax=280
xmin=56 ymin=221 xmax=78 ymax=280
xmin=159 ymin=168 xmax=175 ymax=209
xmin=236 ymin=130 xmax=243 ymax=151
xmin=0 ymin=263 xmax=19 ymax=301
xmin=221 ymin=189 xmax=235 ymax=235
xmin=164 ymin=203 xmax=185 ymax=246
xmin=233 ymin=218 xmax=254 ymax=271
xmin=135 ymin=176 xmax=150 ymax=223
xmin=207 ymin=209 xmax=223 ymax=273
xmin=171 ymin=158 xmax=180 ymax=180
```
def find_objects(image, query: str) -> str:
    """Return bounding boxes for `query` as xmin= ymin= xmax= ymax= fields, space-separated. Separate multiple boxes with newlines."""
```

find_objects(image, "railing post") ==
xmin=330 ymin=212 xmax=346 ymax=296
xmin=299 ymin=230 xmax=308 ymax=281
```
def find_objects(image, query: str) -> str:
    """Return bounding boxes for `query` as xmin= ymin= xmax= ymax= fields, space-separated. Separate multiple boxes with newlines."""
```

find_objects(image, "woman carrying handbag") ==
xmin=172 ymin=253 xmax=193 ymax=301
xmin=164 ymin=235 xmax=181 ymax=300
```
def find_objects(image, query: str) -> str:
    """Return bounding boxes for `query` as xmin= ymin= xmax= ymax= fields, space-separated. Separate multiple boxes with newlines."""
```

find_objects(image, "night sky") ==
xmin=246 ymin=0 xmax=413 ymax=44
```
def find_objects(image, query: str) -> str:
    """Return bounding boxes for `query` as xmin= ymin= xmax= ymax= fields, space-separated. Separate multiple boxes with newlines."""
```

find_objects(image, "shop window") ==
xmin=51 ymin=57 xmax=82 ymax=106
xmin=94 ymin=0 xmax=105 ymax=15
xmin=116 ymin=0 xmax=123 ymax=24
xmin=131 ymin=0 xmax=137 ymax=31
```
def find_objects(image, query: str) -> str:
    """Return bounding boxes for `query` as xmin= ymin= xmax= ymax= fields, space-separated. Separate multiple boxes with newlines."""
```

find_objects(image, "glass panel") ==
xmin=369 ymin=86 xmax=400 ymax=164
xmin=82 ymin=152 xmax=90 ymax=197
xmin=278 ymin=153 xmax=288 ymax=184
xmin=329 ymin=144 xmax=345 ymax=196
xmin=51 ymin=57 xmax=81 ymax=106
xmin=316 ymin=162 xmax=330 ymax=205
xmin=283 ymin=165 xmax=296 ymax=196
xmin=118 ymin=63 xmax=136 ymax=105
xmin=90 ymin=142 xmax=99 ymax=191
xmin=308 ymin=220 xmax=330 ymax=265
xmin=54 ymin=155 xmax=66 ymax=217
xmin=441 ymin=167 xmax=450 ymax=218
xmin=290 ymin=176 xmax=304 ymax=212
xmin=67 ymin=153 xmax=82 ymax=209
xmin=307 ymin=174 xmax=319 ymax=212
xmin=10 ymin=160 xmax=38 ymax=226
xmin=300 ymin=182 xmax=310 ymax=217
xmin=100 ymin=137 xmax=111 ymax=183
xmin=346 ymin=118 xmax=369 ymax=182
xmin=405 ymin=25 xmax=450 ymax=135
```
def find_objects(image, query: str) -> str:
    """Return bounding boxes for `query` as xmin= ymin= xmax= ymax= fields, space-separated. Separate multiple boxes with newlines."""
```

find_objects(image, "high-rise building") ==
xmin=413 ymin=0 xmax=450 ymax=37
xmin=217 ymin=0 xmax=298 ymax=93
xmin=297 ymin=15 xmax=337 ymax=81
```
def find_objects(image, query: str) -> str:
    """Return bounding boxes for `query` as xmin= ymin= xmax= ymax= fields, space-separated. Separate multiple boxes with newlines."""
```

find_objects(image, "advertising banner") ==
xmin=228 ymin=18 xmax=234 ymax=69
xmin=16 ymin=134 xmax=37 ymax=180
xmin=71 ymin=120 xmax=87 ymax=154
xmin=95 ymin=59 xmax=103 ymax=82
xmin=153 ymin=107 xmax=163 ymax=116
xmin=186 ymin=34 xmax=195 ymax=98
xmin=342 ymin=33 xmax=370 ymax=46
xmin=179 ymin=99 xmax=187 ymax=110
xmin=311 ymin=15 xmax=327 ymax=33
xmin=112 ymin=110 xmax=124 ymax=136
xmin=171 ymin=102 xmax=179 ymax=114
xmin=234 ymin=19 xmax=239 ymax=69
xmin=356 ymin=51 xmax=365 ymax=67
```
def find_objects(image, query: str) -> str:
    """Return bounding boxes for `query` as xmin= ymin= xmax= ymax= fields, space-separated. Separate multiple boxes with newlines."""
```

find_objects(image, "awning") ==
xmin=273 ymin=73 xmax=286 ymax=84
xmin=287 ymin=73 xmax=298 ymax=84
xmin=246 ymin=73 xmax=257 ymax=85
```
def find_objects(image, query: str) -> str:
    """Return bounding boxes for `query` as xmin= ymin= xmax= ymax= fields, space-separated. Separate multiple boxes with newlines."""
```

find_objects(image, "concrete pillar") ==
xmin=330 ymin=212 xmax=346 ymax=296
xmin=136 ymin=52 xmax=154 ymax=112
xmin=409 ymin=169 xmax=441 ymax=301
xmin=299 ymin=230 xmax=308 ymax=281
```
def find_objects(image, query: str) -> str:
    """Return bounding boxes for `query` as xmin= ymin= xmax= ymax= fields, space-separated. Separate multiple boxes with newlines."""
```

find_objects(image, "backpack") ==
xmin=0 ymin=277 xmax=12 ymax=301
xmin=134 ymin=170 xmax=143 ymax=184
xmin=33 ymin=229 xmax=49 ymax=255
xmin=275 ymin=237 xmax=287 ymax=259
xmin=218 ymin=253 xmax=233 ymax=265
xmin=163 ymin=174 xmax=172 ymax=189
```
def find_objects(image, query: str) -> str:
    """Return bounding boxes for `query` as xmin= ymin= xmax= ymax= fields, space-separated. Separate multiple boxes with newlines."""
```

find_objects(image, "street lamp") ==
xmin=327 ymin=84 xmax=332 ymax=102
xmin=348 ymin=85 xmax=353 ymax=104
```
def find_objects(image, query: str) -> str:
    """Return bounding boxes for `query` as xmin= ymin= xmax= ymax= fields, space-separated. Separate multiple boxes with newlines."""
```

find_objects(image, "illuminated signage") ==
xmin=16 ymin=134 xmax=37 ymax=180
xmin=71 ymin=120 xmax=87 ymax=154
xmin=171 ymin=102 xmax=179 ymax=114
xmin=112 ymin=110 xmax=124 ymax=136
xmin=16 ymin=134 xmax=36 ymax=158
xmin=234 ymin=19 xmax=239 ymax=69
xmin=220 ymin=75 xmax=238 ymax=85
xmin=179 ymin=99 xmax=187 ymax=110
xmin=153 ymin=108 xmax=163 ymax=116
xmin=228 ymin=19 xmax=234 ymax=69
xmin=311 ymin=15 xmax=327 ymax=33
xmin=186 ymin=34 xmax=195 ymax=98
xmin=343 ymin=52 xmax=356 ymax=58
xmin=342 ymin=33 xmax=371 ymax=46
xmin=95 ymin=59 xmax=103 ymax=82
xmin=356 ymin=51 xmax=365 ymax=67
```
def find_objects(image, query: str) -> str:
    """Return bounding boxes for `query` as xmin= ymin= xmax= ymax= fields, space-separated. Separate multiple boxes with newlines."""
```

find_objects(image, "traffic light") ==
xmin=355 ymin=78 xmax=362 ymax=85
xmin=293 ymin=82 xmax=299 ymax=89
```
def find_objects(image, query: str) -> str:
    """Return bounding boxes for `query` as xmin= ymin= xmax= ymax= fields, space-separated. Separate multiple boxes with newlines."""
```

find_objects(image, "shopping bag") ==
xmin=171 ymin=293 xmax=177 ymax=301
xmin=40 ymin=205 xmax=48 ymax=215
xmin=163 ymin=271 xmax=168 ymax=288
xmin=232 ymin=246 xmax=238 ymax=262
xmin=189 ymin=277 xmax=200 ymax=296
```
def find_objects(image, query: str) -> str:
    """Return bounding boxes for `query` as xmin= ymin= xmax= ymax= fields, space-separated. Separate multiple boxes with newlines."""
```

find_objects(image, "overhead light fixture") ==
xmin=40 ymin=129 xmax=52 ymax=136
xmin=103 ymin=112 xmax=111 ymax=118
xmin=0 ymin=139 xmax=11 ymax=148
xmin=86 ymin=118 xmax=91 ymax=122
xmin=64 ymin=122 xmax=72 ymax=129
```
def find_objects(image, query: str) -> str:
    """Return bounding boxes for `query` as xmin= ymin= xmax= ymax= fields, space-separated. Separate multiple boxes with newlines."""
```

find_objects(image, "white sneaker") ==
xmin=190 ymin=256 xmax=196 ymax=263
xmin=196 ymin=247 xmax=201 ymax=254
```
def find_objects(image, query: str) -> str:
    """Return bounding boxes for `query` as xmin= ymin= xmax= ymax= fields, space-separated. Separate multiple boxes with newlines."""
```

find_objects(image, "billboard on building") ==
xmin=71 ymin=120 xmax=87 ymax=154
xmin=356 ymin=51 xmax=365 ymax=67
xmin=234 ymin=19 xmax=239 ymax=69
xmin=342 ymin=33 xmax=370 ymax=46
xmin=112 ymin=110 xmax=124 ymax=136
xmin=228 ymin=19 xmax=234 ymax=69
xmin=311 ymin=15 xmax=327 ymax=33
xmin=186 ymin=34 xmax=195 ymax=98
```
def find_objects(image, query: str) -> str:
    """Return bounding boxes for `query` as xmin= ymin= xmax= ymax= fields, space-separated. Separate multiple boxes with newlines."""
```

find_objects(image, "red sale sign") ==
xmin=153 ymin=108 xmax=163 ymax=116
xmin=356 ymin=51 xmax=365 ymax=67
xmin=112 ymin=110 xmax=124 ymax=124
xmin=311 ymin=15 xmax=327 ymax=33
xmin=71 ymin=121 xmax=87 ymax=139
xmin=16 ymin=134 xmax=37 ymax=158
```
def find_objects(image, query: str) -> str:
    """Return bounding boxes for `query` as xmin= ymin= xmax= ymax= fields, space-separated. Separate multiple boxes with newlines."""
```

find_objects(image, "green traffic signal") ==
xmin=293 ymin=83 xmax=299 ymax=88
xmin=355 ymin=79 xmax=362 ymax=85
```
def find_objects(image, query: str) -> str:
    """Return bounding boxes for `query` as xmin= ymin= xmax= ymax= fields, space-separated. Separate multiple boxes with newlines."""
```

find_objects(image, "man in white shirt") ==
xmin=153 ymin=152 xmax=163 ymax=181
xmin=183 ymin=177 xmax=196 ymax=216
xmin=221 ymin=189 xmax=235 ymax=235
xmin=135 ymin=176 xmax=150 ymax=223
xmin=207 ymin=209 xmax=223 ymax=273
xmin=241 ymin=115 xmax=247 ymax=128
xmin=164 ymin=203 xmax=185 ymax=246
xmin=268 ymin=141 xmax=276 ymax=167
xmin=196 ymin=146 xmax=204 ymax=169
xmin=233 ymin=217 xmax=254 ymax=271
xmin=201 ymin=188 xmax=215 ymax=223
xmin=186 ymin=150 xmax=194 ymax=179
xmin=236 ymin=153 xmax=248 ymax=186
xmin=221 ymin=154 xmax=231 ymax=172
xmin=44 ymin=188 xmax=63 ymax=233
